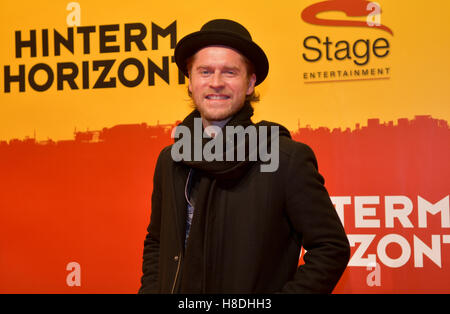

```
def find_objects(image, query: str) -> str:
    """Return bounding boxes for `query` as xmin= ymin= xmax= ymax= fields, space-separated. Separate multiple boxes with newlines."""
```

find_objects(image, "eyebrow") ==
xmin=223 ymin=66 xmax=241 ymax=72
xmin=195 ymin=65 xmax=241 ymax=72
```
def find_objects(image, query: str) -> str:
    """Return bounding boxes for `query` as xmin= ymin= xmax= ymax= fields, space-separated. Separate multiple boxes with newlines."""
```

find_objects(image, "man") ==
xmin=139 ymin=19 xmax=350 ymax=294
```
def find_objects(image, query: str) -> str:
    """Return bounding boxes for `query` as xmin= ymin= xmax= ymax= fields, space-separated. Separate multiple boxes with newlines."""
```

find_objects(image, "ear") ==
xmin=188 ymin=77 xmax=192 ymax=93
xmin=246 ymin=73 xmax=257 ymax=95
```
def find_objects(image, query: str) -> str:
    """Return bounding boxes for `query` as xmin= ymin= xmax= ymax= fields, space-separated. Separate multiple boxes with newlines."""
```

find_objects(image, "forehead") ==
xmin=190 ymin=45 xmax=247 ymax=67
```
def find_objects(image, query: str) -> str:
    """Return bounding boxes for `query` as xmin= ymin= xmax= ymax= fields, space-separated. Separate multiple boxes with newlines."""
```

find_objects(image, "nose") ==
xmin=209 ymin=70 xmax=225 ymax=89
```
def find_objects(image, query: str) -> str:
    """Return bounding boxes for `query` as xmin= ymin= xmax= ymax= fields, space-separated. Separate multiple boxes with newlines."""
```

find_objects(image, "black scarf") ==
xmin=176 ymin=104 xmax=290 ymax=293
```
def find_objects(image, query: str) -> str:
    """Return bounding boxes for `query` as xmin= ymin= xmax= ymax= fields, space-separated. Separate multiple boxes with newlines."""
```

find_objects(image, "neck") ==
xmin=202 ymin=117 xmax=232 ymax=137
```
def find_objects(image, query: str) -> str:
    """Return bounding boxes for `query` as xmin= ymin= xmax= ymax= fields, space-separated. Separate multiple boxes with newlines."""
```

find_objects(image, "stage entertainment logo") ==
xmin=300 ymin=0 xmax=393 ymax=84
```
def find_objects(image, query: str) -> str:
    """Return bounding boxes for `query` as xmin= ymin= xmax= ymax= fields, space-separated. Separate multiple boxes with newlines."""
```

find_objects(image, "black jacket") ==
xmin=139 ymin=136 xmax=350 ymax=293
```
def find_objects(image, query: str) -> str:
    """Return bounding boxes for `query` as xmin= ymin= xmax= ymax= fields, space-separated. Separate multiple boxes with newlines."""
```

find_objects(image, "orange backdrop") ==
xmin=1 ymin=0 xmax=449 ymax=293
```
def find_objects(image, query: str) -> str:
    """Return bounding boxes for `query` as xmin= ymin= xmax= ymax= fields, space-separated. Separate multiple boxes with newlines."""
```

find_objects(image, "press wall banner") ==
xmin=0 ymin=0 xmax=449 ymax=293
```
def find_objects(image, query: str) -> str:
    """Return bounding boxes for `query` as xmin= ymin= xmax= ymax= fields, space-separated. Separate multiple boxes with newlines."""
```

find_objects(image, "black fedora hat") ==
xmin=174 ymin=19 xmax=269 ymax=86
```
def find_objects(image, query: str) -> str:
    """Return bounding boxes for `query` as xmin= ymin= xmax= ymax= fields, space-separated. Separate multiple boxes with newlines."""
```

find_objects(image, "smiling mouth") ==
xmin=205 ymin=94 xmax=230 ymax=100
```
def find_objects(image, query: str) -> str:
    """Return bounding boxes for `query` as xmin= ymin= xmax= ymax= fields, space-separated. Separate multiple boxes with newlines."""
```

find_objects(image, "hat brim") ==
xmin=174 ymin=30 xmax=269 ymax=86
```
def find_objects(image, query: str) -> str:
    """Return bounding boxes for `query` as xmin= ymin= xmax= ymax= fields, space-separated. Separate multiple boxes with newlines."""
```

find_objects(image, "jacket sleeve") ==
xmin=280 ymin=143 xmax=350 ymax=293
xmin=138 ymin=149 xmax=165 ymax=294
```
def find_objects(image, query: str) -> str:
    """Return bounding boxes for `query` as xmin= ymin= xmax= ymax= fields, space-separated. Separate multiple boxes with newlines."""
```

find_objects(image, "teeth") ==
xmin=207 ymin=95 xmax=228 ymax=99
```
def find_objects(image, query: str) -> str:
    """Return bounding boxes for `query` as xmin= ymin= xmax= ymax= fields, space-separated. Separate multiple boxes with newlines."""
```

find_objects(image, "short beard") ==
xmin=195 ymin=101 xmax=245 ymax=123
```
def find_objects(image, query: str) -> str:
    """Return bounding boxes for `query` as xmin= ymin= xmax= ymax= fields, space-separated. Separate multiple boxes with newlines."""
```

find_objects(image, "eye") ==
xmin=197 ymin=68 xmax=211 ymax=76
xmin=199 ymin=68 xmax=212 ymax=75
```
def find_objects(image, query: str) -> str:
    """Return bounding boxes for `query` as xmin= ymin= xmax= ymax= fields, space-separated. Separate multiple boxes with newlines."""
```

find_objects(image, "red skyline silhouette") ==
xmin=0 ymin=114 xmax=449 ymax=293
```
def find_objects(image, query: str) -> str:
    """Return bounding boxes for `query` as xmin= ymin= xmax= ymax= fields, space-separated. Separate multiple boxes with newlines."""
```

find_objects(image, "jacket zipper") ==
xmin=171 ymin=252 xmax=182 ymax=294
xmin=202 ymin=179 xmax=216 ymax=293
xmin=171 ymin=169 xmax=193 ymax=294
